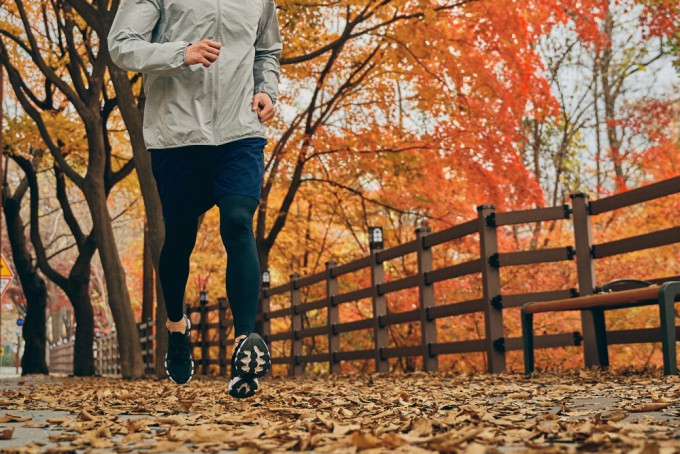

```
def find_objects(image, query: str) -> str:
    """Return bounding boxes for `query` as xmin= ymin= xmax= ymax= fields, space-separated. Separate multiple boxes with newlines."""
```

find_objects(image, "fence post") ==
xmin=218 ymin=297 xmax=228 ymax=377
xmin=105 ymin=333 xmax=111 ymax=375
xmin=368 ymin=227 xmax=389 ymax=373
xmin=114 ymin=332 xmax=120 ymax=376
xmin=143 ymin=319 xmax=149 ymax=375
xmin=570 ymin=192 xmax=601 ymax=367
xmin=326 ymin=261 xmax=340 ymax=374
xmin=416 ymin=220 xmax=438 ymax=372
xmin=148 ymin=317 xmax=155 ymax=375
xmin=105 ymin=332 xmax=113 ymax=375
xmin=200 ymin=290 xmax=209 ymax=375
xmin=95 ymin=334 xmax=101 ymax=376
xmin=478 ymin=204 xmax=505 ymax=373
xmin=137 ymin=321 xmax=142 ymax=375
xmin=103 ymin=335 xmax=109 ymax=375
xmin=261 ymin=271 xmax=272 ymax=376
xmin=290 ymin=273 xmax=303 ymax=376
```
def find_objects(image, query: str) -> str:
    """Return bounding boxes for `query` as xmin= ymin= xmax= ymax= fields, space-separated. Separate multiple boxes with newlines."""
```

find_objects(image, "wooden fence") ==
xmin=48 ymin=320 xmax=156 ymax=376
xmin=259 ymin=177 xmax=680 ymax=375
xmin=48 ymin=176 xmax=680 ymax=376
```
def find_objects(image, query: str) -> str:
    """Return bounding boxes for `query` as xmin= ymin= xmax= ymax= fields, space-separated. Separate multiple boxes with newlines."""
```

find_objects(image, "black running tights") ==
xmin=160 ymin=194 xmax=261 ymax=337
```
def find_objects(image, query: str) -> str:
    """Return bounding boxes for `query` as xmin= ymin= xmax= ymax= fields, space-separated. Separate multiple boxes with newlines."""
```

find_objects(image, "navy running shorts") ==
xmin=150 ymin=137 xmax=267 ymax=224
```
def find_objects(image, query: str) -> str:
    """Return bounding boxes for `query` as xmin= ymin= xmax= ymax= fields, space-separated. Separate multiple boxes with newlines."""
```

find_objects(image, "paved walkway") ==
xmin=0 ymin=367 xmax=20 ymax=378
xmin=0 ymin=369 xmax=678 ymax=453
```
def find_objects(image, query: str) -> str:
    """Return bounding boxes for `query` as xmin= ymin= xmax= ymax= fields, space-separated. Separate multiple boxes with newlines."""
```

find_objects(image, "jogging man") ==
xmin=107 ymin=0 xmax=282 ymax=398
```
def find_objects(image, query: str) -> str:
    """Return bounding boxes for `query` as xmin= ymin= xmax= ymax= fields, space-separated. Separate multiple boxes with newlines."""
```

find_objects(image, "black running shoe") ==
xmin=228 ymin=332 xmax=271 ymax=398
xmin=165 ymin=315 xmax=194 ymax=384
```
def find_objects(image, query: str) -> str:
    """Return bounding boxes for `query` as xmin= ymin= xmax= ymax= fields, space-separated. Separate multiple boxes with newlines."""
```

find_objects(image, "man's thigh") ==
xmin=150 ymin=147 xmax=216 ymax=224
xmin=209 ymin=137 xmax=267 ymax=203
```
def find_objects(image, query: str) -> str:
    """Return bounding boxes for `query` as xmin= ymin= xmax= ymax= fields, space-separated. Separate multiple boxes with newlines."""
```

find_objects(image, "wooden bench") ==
xmin=521 ymin=280 xmax=680 ymax=375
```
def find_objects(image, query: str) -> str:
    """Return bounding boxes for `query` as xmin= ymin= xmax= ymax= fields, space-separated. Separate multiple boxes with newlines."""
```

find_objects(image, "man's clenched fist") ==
xmin=252 ymin=92 xmax=276 ymax=123
xmin=184 ymin=39 xmax=221 ymax=67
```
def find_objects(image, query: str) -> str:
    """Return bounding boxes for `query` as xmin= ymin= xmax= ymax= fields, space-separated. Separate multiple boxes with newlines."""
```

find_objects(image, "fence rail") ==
xmin=48 ymin=175 xmax=680 ymax=376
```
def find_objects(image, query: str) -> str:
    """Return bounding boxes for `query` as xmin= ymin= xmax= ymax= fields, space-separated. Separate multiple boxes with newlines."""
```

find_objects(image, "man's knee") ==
xmin=218 ymin=195 xmax=258 ymax=236
xmin=221 ymin=209 xmax=252 ymax=233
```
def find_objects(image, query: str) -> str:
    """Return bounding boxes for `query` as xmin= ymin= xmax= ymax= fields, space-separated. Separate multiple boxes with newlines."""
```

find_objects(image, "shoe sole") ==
xmin=165 ymin=316 xmax=195 ymax=385
xmin=233 ymin=333 xmax=272 ymax=378
xmin=228 ymin=376 xmax=259 ymax=398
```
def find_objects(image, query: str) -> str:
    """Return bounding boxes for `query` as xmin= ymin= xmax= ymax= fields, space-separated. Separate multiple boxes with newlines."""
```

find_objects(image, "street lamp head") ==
xmin=262 ymin=270 xmax=271 ymax=287
xmin=368 ymin=226 xmax=384 ymax=250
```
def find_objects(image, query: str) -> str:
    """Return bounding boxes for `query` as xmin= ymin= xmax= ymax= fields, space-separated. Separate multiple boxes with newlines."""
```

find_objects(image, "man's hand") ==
xmin=252 ymin=92 xmax=276 ymax=123
xmin=185 ymin=40 xmax=221 ymax=67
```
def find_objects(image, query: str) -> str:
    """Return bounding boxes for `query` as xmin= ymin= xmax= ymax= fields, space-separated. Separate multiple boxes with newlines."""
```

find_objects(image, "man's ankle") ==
xmin=234 ymin=334 xmax=247 ymax=345
xmin=167 ymin=317 xmax=187 ymax=334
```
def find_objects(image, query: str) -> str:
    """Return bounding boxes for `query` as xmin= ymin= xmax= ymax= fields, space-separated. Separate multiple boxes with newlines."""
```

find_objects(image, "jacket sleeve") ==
xmin=253 ymin=0 xmax=283 ymax=105
xmin=107 ymin=0 xmax=191 ymax=75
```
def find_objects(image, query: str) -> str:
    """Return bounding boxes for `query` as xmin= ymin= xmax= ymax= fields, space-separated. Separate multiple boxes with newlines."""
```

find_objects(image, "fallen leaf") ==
xmin=350 ymin=431 xmax=381 ymax=449
xmin=0 ymin=414 xmax=31 ymax=423
xmin=603 ymin=410 xmax=627 ymax=422
xmin=332 ymin=422 xmax=360 ymax=436
xmin=625 ymin=403 xmax=671 ymax=412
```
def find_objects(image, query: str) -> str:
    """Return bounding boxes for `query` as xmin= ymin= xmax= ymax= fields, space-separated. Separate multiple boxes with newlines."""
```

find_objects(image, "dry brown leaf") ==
xmin=625 ymin=402 xmax=672 ymax=412
xmin=145 ymin=440 xmax=186 ymax=453
xmin=582 ymin=432 xmax=609 ymax=447
xmin=350 ymin=431 xmax=381 ymax=449
xmin=507 ymin=393 xmax=532 ymax=399
xmin=0 ymin=413 xmax=31 ymax=423
xmin=603 ymin=410 xmax=628 ymax=422
xmin=0 ymin=428 xmax=14 ymax=439
xmin=381 ymin=432 xmax=407 ymax=448
xmin=536 ymin=420 xmax=560 ymax=433
xmin=21 ymin=421 xmax=48 ymax=428
xmin=408 ymin=417 xmax=433 ymax=436
xmin=332 ymin=422 xmax=361 ymax=436
xmin=78 ymin=410 xmax=97 ymax=421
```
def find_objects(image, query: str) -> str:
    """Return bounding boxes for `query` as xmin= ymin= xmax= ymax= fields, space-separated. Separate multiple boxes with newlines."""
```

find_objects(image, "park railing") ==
xmin=47 ymin=175 xmax=680 ymax=376
xmin=48 ymin=319 xmax=156 ymax=376
xmin=186 ymin=295 xmax=233 ymax=376
xmin=259 ymin=176 xmax=680 ymax=375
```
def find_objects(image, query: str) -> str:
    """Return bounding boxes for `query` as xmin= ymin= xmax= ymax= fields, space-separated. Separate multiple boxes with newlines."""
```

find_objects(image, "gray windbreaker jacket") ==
xmin=107 ymin=0 xmax=282 ymax=150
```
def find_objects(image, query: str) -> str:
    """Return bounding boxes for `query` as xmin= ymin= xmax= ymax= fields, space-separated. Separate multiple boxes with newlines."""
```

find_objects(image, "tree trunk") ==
xmin=21 ymin=292 xmax=48 ymax=375
xmin=142 ymin=222 xmax=154 ymax=321
xmin=67 ymin=250 xmax=95 ymax=376
xmin=83 ymin=179 xmax=144 ymax=378
xmin=107 ymin=68 xmax=168 ymax=378
xmin=76 ymin=110 xmax=144 ymax=378
xmin=2 ymin=193 xmax=48 ymax=375
xmin=70 ymin=289 xmax=94 ymax=376
xmin=600 ymin=9 xmax=626 ymax=191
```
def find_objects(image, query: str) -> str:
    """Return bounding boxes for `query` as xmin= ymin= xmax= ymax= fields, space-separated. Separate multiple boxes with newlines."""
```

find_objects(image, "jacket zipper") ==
xmin=212 ymin=0 xmax=221 ymax=144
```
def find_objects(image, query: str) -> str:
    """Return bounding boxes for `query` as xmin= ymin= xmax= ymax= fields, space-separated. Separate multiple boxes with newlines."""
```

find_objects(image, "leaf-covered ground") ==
xmin=0 ymin=368 xmax=679 ymax=453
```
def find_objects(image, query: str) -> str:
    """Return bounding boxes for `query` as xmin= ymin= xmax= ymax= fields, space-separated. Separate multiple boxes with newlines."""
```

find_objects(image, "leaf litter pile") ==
xmin=1 ymin=368 xmax=679 ymax=453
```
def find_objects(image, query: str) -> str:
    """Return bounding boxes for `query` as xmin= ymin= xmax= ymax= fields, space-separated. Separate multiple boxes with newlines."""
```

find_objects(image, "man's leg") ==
xmin=217 ymin=194 xmax=260 ymax=339
xmin=150 ymin=145 xmax=213 ymax=384
xmin=218 ymin=194 xmax=271 ymax=398
xmin=159 ymin=217 xmax=200 ymax=331
xmin=158 ymin=217 xmax=200 ymax=384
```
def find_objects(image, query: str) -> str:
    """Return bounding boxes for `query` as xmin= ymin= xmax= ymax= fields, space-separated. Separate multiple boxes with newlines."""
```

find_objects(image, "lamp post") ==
xmin=368 ymin=226 xmax=384 ymax=250
xmin=262 ymin=270 xmax=270 ymax=288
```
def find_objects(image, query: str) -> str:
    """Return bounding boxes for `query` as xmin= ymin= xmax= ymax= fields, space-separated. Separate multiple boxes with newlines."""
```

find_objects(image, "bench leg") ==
xmin=521 ymin=306 xmax=534 ymax=376
xmin=592 ymin=309 xmax=609 ymax=368
xmin=659 ymin=282 xmax=679 ymax=375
